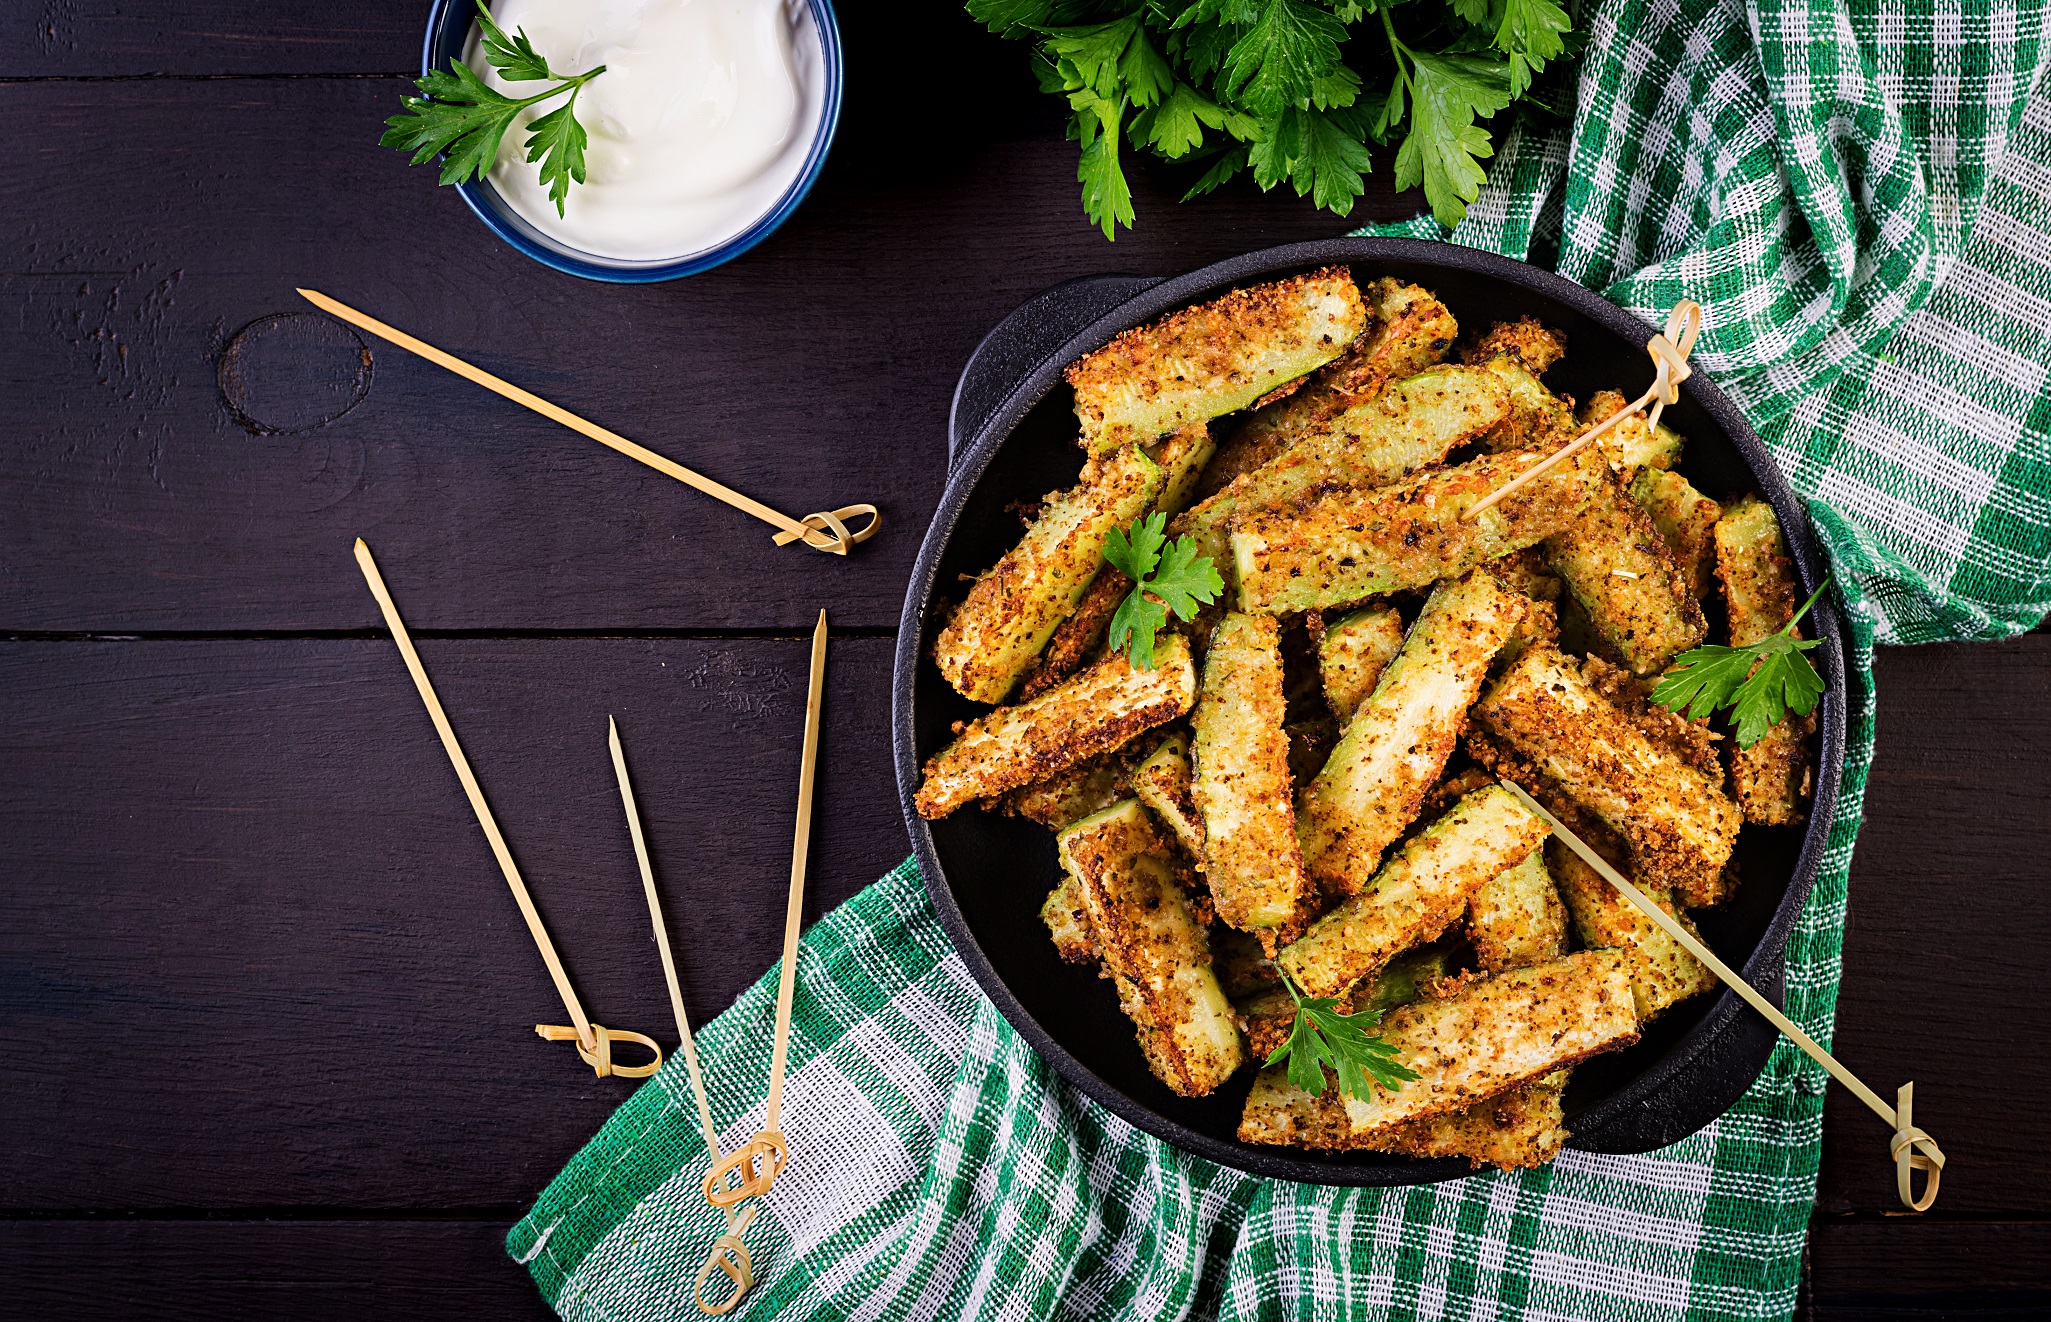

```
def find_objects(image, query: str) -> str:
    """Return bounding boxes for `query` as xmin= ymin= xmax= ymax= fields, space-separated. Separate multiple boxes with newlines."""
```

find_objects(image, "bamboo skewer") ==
xmin=607 ymin=717 xmax=763 ymax=1315
xmin=702 ymin=609 xmax=828 ymax=1212
xmin=302 ymin=289 xmax=878 ymax=555
xmin=1502 ymin=779 xmax=1945 ymax=1211
xmin=1464 ymin=300 xmax=1703 ymax=522
xmin=354 ymin=537 xmax=659 ymax=1078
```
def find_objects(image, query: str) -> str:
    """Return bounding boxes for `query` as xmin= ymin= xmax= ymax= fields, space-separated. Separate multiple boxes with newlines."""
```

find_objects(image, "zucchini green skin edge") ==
xmin=1715 ymin=496 xmax=1815 ymax=825
xmin=1233 ymin=448 xmax=1601 ymax=616
xmin=1239 ymin=949 xmax=1639 ymax=1148
xmin=934 ymin=444 xmax=1164 ymax=705
xmin=1191 ymin=612 xmax=1311 ymax=931
xmin=1542 ymin=464 xmax=1707 ymax=676
xmin=1279 ymin=784 xmax=1550 ymax=999
xmin=1297 ymin=571 xmax=1530 ymax=896
xmin=1065 ymin=268 xmax=1368 ymax=456
xmin=1318 ymin=604 xmax=1404 ymax=724
xmin=1182 ymin=365 xmax=1513 ymax=592
xmin=1472 ymin=641 xmax=1740 ymax=905
xmin=1059 ymin=800 xmax=1244 ymax=1097
xmin=915 ymin=635 xmax=1195 ymax=819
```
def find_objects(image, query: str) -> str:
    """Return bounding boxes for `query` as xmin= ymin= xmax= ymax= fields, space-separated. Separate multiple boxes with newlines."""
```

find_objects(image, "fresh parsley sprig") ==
xmin=1652 ymin=579 xmax=1831 ymax=749
xmin=381 ymin=1 xmax=605 ymax=216
xmin=967 ymin=0 xmax=1578 ymax=237
xmin=1266 ymin=971 xmax=1419 ymax=1101
xmin=1102 ymin=513 xmax=1224 ymax=669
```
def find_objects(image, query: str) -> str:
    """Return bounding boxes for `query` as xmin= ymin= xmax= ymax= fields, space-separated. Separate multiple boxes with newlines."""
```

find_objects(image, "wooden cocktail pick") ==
xmin=1502 ymin=779 xmax=1946 ymax=1211
xmin=1465 ymin=300 xmax=1703 ymax=521
xmin=701 ymin=610 xmax=828 ymax=1217
xmin=302 ymin=289 xmax=879 ymax=555
xmin=354 ymin=537 xmax=661 ymax=1078
xmin=607 ymin=717 xmax=762 ymax=1315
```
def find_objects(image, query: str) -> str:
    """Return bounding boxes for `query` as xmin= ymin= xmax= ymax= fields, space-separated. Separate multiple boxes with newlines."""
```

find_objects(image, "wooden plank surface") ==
xmin=0 ymin=637 xmax=904 ymax=1208
xmin=4 ymin=0 xmax=2047 ymax=1313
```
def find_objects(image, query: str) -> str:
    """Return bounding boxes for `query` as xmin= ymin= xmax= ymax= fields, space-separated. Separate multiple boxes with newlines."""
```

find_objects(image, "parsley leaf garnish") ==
xmin=380 ymin=1 xmax=605 ymax=217
xmin=1102 ymin=513 xmax=1223 ymax=670
xmin=1652 ymin=579 xmax=1831 ymax=748
xmin=1266 ymin=971 xmax=1420 ymax=1101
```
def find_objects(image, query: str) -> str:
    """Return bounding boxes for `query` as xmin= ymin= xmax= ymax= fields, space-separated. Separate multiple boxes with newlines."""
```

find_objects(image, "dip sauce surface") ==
xmin=471 ymin=0 xmax=824 ymax=261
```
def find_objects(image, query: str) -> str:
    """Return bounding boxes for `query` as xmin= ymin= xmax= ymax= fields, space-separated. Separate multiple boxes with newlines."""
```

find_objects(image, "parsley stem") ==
xmin=1380 ymin=8 xmax=1417 ymax=97
xmin=1781 ymin=576 xmax=1832 ymax=637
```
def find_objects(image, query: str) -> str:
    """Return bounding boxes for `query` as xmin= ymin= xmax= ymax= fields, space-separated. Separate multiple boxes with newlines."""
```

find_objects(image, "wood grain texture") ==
xmin=0 ymin=638 xmax=903 ymax=1208
xmin=0 ymin=1220 xmax=552 ymax=1320
xmin=1805 ymin=1221 xmax=2051 ymax=1316
xmin=1817 ymin=636 xmax=2051 ymax=1215
xmin=0 ymin=72 xmax=1418 ymax=633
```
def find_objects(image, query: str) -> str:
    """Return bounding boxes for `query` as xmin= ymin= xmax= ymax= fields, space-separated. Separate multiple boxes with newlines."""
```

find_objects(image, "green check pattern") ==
xmin=509 ymin=1 xmax=2051 ymax=1316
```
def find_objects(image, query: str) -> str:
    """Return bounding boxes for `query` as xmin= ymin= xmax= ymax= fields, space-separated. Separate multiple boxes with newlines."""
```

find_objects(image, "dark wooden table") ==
xmin=3 ymin=6 xmax=2045 ymax=1318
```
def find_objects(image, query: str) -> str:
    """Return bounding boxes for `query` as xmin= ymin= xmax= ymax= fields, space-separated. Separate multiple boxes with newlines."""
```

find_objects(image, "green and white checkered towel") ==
xmin=509 ymin=1 xmax=2051 ymax=1316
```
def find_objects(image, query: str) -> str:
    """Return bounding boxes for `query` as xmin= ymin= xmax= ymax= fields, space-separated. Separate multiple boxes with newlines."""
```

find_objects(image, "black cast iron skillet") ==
xmin=893 ymin=238 xmax=1847 ymax=1186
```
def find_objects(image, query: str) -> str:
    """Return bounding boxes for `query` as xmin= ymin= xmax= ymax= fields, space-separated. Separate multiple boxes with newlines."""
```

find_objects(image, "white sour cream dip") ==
xmin=469 ymin=0 xmax=826 ymax=262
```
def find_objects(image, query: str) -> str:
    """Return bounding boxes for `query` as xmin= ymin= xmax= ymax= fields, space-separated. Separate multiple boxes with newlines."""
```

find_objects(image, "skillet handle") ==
xmin=948 ymin=274 xmax=1167 ymax=471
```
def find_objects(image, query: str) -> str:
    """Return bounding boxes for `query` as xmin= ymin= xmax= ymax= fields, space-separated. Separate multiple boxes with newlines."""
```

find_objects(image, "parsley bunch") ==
xmin=1102 ymin=513 xmax=1225 ymax=668
xmin=1652 ymin=579 xmax=1831 ymax=748
xmin=1267 ymin=971 xmax=1419 ymax=1100
xmin=381 ymin=1 xmax=605 ymax=216
xmin=965 ymin=0 xmax=1577 ymax=237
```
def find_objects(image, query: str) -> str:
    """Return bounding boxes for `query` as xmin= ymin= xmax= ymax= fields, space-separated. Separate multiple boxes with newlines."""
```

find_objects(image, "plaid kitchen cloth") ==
xmin=508 ymin=1 xmax=2051 ymax=1317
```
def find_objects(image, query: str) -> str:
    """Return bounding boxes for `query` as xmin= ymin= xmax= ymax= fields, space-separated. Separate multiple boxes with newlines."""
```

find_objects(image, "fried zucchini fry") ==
xmin=1466 ymin=848 xmax=1567 ymax=974
xmin=1198 ymin=279 xmax=1459 ymax=496
xmin=1579 ymin=390 xmax=1684 ymax=473
xmin=991 ymin=752 xmax=1129 ymax=829
xmin=1060 ymin=801 xmax=1245 ymax=1096
xmin=935 ymin=444 xmax=1164 ymax=703
xmin=1370 ymin=1070 xmax=1569 ymax=1169
xmin=915 ymin=636 xmax=1196 ymax=819
xmin=1280 ymin=784 xmax=1549 ymax=998
xmin=1150 ymin=422 xmax=1218 ymax=518
xmin=1468 ymin=322 xmax=1579 ymax=454
xmin=1233 ymin=448 xmax=1600 ymax=616
xmin=1549 ymin=841 xmax=1718 ymax=1020
xmin=1239 ymin=949 xmax=1639 ymax=1147
xmin=1192 ymin=612 xmax=1312 ymax=930
xmin=1631 ymin=467 xmax=1722 ymax=598
xmin=1067 ymin=268 xmax=1367 ymax=455
xmin=1298 ymin=572 xmax=1529 ymax=894
xmin=1472 ymin=642 xmax=1740 ymax=905
xmin=1542 ymin=464 xmax=1707 ymax=675
xmin=1130 ymin=732 xmax=1206 ymax=863
xmin=1041 ymin=877 xmax=1097 ymax=963
xmin=1716 ymin=496 xmax=1816 ymax=825
xmin=1318 ymin=603 xmax=1404 ymax=724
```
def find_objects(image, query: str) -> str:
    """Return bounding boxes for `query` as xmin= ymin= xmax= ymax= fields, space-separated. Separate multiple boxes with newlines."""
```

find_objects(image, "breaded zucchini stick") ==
xmin=1060 ymin=801 xmax=1244 ymax=1096
xmin=1716 ymin=497 xmax=1817 ymax=825
xmin=1018 ymin=424 xmax=1215 ymax=701
xmin=1631 ymin=467 xmax=1722 ymax=598
xmin=935 ymin=444 xmax=1164 ymax=703
xmin=1233 ymin=448 xmax=1600 ymax=616
xmin=1369 ymin=1070 xmax=1569 ymax=1169
xmin=1066 ymin=268 xmax=1367 ymax=455
xmin=1466 ymin=848 xmax=1567 ymax=974
xmin=1239 ymin=950 xmax=1639 ymax=1147
xmin=1130 ymin=732 xmax=1206 ymax=863
xmin=1192 ymin=613 xmax=1312 ymax=931
xmin=1471 ymin=642 xmax=1740 ymax=905
xmin=992 ymin=751 xmax=1129 ymax=829
xmin=1578 ymin=390 xmax=1684 ymax=474
xmin=1549 ymin=841 xmax=1718 ymax=1020
xmin=1183 ymin=364 xmax=1512 ymax=588
xmin=1464 ymin=322 xmax=1577 ymax=454
xmin=915 ymin=635 xmax=1196 ymax=819
xmin=1298 ymin=572 xmax=1530 ymax=894
xmin=1542 ymin=464 xmax=1707 ymax=675
xmin=1198 ymin=279 xmax=1459 ymax=496
xmin=1041 ymin=878 xmax=1097 ymax=964
xmin=1318 ymin=603 xmax=1404 ymax=724
xmin=1280 ymin=784 xmax=1549 ymax=998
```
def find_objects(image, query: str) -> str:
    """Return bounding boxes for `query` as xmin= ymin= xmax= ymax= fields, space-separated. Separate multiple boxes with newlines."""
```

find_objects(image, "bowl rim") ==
xmin=419 ymin=0 xmax=844 ymax=284
xmin=892 ymin=237 xmax=1848 ymax=1186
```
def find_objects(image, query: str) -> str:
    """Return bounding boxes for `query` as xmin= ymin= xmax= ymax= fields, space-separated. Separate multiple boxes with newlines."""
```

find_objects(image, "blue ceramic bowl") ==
xmin=420 ymin=0 xmax=843 ymax=283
